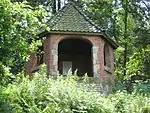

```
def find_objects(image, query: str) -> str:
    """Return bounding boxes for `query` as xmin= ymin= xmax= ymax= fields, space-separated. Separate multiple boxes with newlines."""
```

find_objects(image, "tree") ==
xmin=0 ymin=0 xmax=47 ymax=74
xmin=11 ymin=0 xmax=64 ymax=13
xmin=79 ymin=0 xmax=149 ymax=80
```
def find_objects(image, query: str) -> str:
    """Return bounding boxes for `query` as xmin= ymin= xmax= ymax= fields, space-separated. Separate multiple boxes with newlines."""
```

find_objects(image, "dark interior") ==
xmin=58 ymin=38 xmax=93 ymax=77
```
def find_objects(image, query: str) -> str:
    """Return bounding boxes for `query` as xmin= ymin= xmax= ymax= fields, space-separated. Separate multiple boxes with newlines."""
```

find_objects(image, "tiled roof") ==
xmin=47 ymin=1 xmax=102 ymax=33
xmin=42 ymin=1 xmax=118 ymax=48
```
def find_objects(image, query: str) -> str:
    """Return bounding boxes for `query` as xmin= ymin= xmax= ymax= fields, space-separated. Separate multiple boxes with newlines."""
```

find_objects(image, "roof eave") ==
xmin=39 ymin=30 xmax=119 ymax=49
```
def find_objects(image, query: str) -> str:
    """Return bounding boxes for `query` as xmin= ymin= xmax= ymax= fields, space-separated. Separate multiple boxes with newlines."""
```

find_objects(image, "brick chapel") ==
xmin=26 ymin=1 xmax=118 ymax=82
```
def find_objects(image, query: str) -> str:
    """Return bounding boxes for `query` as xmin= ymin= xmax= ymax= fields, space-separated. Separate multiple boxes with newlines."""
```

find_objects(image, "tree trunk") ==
xmin=123 ymin=0 xmax=128 ymax=77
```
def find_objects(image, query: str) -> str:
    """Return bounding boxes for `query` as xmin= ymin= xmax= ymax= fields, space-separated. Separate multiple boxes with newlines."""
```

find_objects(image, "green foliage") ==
xmin=109 ymin=92 xmax=150 ymax=113
xmin=126 ymin=44 xmax=150 ymax=79
xmin=0 ymin=62 xmax=14 ymax=87
xmin=0 ymin=65 xmax=110 ymax=113
xmin=81 ymin=0 xmax=150 ymax=81
xmin=0 ymin=0 xmax=47 ymax=74
xmin=1 ymin=0 xmax=149 ymax=85
xmin=0 ymin=65 xmax=150 ymax=113
xmin=134 ymin=80 xmax=150 ymax=94
xmin=113 ymin=78 xmax=150 ymax=95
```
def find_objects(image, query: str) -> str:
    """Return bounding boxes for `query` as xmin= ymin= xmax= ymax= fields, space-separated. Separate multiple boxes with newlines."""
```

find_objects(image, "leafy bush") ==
xmin=0 ymin=62 xmax=14 ymax=86
xmin=113 ymin=79 xmax=150 ymax=94
xmin=0 ymin=65 xmax=111 ymax=113
xmin=133 ymin=80 xmax=150 ymax=94
xmin=109 ymin=92 xmax=150 ymax=113
xmin=0 ymin=0 xmax=47 ymax=74
xmin=0 ymin=65 xmax=150 ymax=113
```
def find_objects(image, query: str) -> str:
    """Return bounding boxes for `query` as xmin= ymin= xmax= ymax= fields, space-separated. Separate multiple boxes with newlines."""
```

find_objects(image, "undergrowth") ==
xmin=0 ymin=65 xmax=149 ymax=113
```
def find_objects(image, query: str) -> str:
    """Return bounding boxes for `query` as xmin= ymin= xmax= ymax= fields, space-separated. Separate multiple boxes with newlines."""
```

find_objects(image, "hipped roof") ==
xmin=41 ymin=1 xmax=118 ymax=48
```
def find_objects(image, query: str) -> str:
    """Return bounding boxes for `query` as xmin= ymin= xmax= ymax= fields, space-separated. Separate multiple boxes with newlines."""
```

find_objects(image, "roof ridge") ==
xmin=40 ymin=1 xmax=118 ymax=48
xmin=73 ymin=4 xmax=102 ymax=32
xmin=48 ymin=1 xmax=102 ymax=32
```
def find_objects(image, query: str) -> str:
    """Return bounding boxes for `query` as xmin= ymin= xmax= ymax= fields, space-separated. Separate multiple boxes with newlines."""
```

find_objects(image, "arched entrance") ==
xmin=58 ymin=38 xmax=93 ymax=77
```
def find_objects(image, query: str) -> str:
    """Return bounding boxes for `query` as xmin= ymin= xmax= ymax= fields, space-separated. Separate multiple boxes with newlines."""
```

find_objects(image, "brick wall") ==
xmin=26 ymin=33 xmax=115 ymax=84
xmin=26 ymin=53 xmax=37 ymax=75
xmin=43 ymin=34 xmax=114 ymax=77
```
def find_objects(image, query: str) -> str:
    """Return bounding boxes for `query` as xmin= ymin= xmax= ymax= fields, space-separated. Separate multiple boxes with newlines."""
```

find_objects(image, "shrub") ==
xmin=0 ymin=62 xmax=14 ymax=86
xmin=0 ymin=65 xmax=112 ymax=113
xmin=109 ymin=92 xmax=150 ymax=113
xmin=134 ymin=80 xmax=150 ymax=94
xmin=0 ymin=65 xmax=150 ymax=113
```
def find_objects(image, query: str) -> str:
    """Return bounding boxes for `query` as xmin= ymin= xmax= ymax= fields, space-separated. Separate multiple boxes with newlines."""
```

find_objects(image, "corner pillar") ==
xmin=92 ymin=46 xmax=100 ymax=77
xmin=51 ymin=44 xmax=58 ymax=75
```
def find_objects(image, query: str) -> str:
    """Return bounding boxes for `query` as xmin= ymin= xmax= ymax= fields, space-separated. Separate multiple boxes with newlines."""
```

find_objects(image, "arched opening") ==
xmin=104 ymin=43 xmax=111 ymax=68
xmin=58 ymin=38 xmax=93 ymax=77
